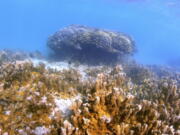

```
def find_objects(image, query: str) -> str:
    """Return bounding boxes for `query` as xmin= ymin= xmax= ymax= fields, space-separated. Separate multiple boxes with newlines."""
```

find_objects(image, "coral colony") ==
xmin=0 ymin=25 xmax=179 ymax=135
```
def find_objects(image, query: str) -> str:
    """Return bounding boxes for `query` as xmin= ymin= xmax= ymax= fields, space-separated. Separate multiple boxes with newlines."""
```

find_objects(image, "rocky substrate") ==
xmin=0 ymin=49 xmax=43 ymax=65
xmin=0 ymin=59 xmax=179 ymax=135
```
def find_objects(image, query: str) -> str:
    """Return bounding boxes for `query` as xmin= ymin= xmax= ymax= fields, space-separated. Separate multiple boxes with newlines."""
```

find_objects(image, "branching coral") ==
xmin=0 ymin=61 xmax=179 ymax=135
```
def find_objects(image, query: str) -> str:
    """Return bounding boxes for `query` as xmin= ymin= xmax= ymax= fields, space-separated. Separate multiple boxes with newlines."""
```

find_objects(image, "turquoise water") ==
xmin=0 ymin=0 xmax=180 ymax=65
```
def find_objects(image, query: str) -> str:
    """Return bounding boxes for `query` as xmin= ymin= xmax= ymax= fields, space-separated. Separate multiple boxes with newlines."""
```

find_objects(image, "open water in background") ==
xmin=0 ymin=0 xmax=180 ymax=65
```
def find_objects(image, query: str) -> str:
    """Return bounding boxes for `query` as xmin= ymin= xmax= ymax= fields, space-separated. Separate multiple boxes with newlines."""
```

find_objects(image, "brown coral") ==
xmin=0 ymin=60 xmax=179 ymax=135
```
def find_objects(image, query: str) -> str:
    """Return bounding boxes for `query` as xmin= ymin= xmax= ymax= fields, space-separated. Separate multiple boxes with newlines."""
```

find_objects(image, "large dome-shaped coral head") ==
xmin=47 ymin=25 xmax=136 ymax=65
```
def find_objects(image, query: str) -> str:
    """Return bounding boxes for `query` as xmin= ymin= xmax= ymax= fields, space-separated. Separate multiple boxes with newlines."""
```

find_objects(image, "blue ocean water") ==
xmin=0 ymin=0 xmax=180 ymax=65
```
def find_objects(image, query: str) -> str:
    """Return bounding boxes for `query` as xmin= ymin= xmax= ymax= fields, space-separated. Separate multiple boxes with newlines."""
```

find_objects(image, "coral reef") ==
xmin=0 ymin=50 xmax=43 ymax=65
xmin=0 ymin=59 xmax=179 ymax=135
xmin=47 ymin=25 xmax=135 ymax=65
xmin=0 ymin=50 xmax=28 ymax=64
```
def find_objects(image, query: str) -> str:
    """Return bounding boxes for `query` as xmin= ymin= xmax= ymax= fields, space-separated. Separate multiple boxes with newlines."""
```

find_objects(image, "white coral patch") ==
xmin=30 ymin=59 xmax=88 ymax=79
xmin=32 ymin=126 xmax=50 ymax=135
xmin=54 ymin=95 xmax=81 ymax=114
xmin=5 ymin=111 xmax=11 ymax=115
xmin=40 ymin=96 xmax=47 ymax=104
xmin=18 ymin=129 xmax=27 ymax=135
xmin=26 ymin=96 xmax=33 ymax=101
xmin=127 ymin=93 xmax=135 ymax=99
xmin=83 ymin=117 xmax=90 ymax=124
xmin=100 ymin=115 xmax=111 ymax=123
xmin=30 ymin=59 xmax=70 ymax=71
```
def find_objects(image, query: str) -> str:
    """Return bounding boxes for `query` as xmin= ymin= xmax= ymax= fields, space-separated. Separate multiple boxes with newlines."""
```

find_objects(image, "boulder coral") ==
xmin=47 ymin=25 xmax=135 ymax=65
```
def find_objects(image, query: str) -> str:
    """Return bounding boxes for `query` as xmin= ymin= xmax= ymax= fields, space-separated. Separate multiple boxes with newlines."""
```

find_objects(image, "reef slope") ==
xmin=0 ymin=57 xmax=179 ymax=134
